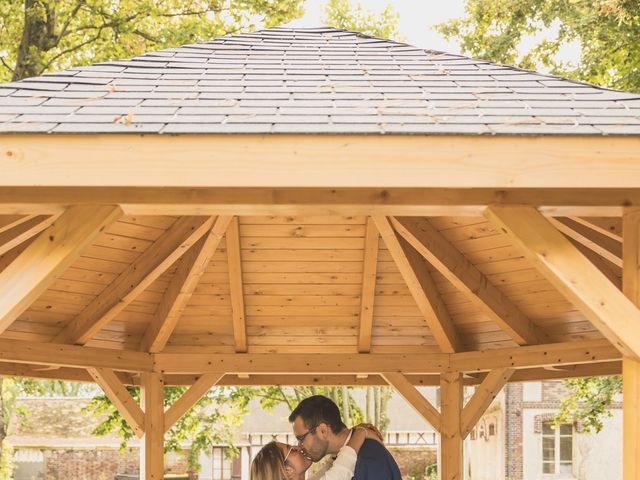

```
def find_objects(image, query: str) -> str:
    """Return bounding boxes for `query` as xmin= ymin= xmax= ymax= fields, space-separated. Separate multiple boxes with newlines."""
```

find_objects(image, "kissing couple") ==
xmin=250 ymin=395 xmax=402 ymax=480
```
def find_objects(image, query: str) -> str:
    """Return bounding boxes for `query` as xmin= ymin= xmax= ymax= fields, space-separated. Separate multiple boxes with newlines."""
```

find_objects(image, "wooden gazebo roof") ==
xmin=1 ymin=26 xmax=640 ymax=480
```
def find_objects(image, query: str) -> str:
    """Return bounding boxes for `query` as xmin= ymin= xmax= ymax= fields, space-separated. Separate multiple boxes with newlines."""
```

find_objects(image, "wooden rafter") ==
xmin=485 ymin=205 xmax=640 ymax=360
xmin=569 ymin=238 xmax=621 ymax=289
xmin=0 ymin=214 xmax=57 ymax=256
xmin=164 ymin=373 xmax=224 ymax=432
xmin=549 ymin=216 xmax=622 ymax=267
xmin=358 ymin=218 xmax=379 ymax=353
xmin=391 ymin=216 xmax=548 ymax=345
xmin=373 ymin=216 xmax=462 ymax=353
xmin=0 ymin=215 xmax=34 ymax=234
xmin=381 ymin=372 xmax=441 ymax=432
xmin=140 ymin=216 xmax=233 ymax=353
xmin=460 ymin=368 xmax=514 ymax=438
xmin=572 ymin=217 xmax=622 ymax=242
xmin=0 ymin=205 xmax=122 ymax=335
xmin=88 ymin=367 xmax=145 ymax=438
xmin=55 ymin=216 xmax=216 ymax=345
xmin=226 ymin=216 xmax=247 ymax=352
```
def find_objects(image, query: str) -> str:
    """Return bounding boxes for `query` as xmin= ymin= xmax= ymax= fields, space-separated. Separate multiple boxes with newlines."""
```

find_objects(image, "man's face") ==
xmin=291 ymin=416 xmax=330 ymax=462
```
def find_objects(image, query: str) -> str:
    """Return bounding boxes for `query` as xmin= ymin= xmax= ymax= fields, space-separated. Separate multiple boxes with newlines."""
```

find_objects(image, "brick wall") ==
xmin=505 ymin=383 xmax=523 ymax=480
xmin=42 ymin=447 xmax=189 ymax=480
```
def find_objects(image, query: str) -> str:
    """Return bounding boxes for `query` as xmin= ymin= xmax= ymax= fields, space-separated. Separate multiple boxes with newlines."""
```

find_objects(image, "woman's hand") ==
xmin=353 ymin=423 xmax=384 ymax=443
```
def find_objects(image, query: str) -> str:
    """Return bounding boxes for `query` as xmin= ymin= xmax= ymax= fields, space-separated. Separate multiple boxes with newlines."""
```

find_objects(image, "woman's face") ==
xmin=276 ymin=442 xmax=312 ymax=479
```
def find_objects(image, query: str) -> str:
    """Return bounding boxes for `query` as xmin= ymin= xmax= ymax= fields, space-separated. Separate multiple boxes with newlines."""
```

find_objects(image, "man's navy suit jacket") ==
xmin=353 ymin=439 xmax=402 ymax=480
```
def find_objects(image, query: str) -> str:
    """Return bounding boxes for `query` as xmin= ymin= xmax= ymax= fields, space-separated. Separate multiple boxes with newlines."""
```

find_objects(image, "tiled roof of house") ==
xmin=1 ymin=26 xmax=639 ymax=135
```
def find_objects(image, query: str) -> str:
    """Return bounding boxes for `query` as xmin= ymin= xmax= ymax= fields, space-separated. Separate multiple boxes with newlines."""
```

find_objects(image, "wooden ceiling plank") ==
xmin=381 ymin=371 xmax=441 ymax=432
xmin=55 ymin=216 xmax=215 ymax=345
xmin=460 ymin=368 xmax=514 ymax=438
xmin=141 ymin=216 xmax=232 ymax=353
xmin=0 ymin=205 xmax=122 ymax=335
xmin=391 ymin=216 xmax=548 ymax=345
xmin=88 ymin=367 xmax=145 ymax=438
xmin=550 ymin=217 xmax=622 ymax=267
xmin=485 ymin=205 xmax=640 ymax=360
xmin=358 ymin=218 xmax=379 ymax=353
xmin=226 ymin=217 xmax=247 ymax=353
xmin=373 ymin=216 xmax=462 ymax=353
xmin=164 ymin=373 xmax=224 ymax=432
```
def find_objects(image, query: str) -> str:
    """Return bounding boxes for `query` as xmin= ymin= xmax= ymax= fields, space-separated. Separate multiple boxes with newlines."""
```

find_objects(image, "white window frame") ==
xmin=542 ymin=421 xmax=574 ymax=478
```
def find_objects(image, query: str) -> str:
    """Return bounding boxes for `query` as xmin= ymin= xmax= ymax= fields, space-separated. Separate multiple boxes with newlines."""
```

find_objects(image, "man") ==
xmin=289 ymin=395 xmax=402 ymax=480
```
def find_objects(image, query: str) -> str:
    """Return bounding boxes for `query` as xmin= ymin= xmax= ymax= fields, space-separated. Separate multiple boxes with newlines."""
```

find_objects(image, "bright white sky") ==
xmin=292 ymin=0 xmax=467 ymax=53
xmin=287 ymin=0 xmax=581 ymax=66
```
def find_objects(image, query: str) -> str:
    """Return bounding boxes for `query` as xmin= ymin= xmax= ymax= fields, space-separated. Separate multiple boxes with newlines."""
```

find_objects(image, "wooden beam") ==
xmin=4 ymin=134 xmax=640 ymax=189
xmin=623 ymin=208 xmax=640 ymax=480
xmin=382 ymin=372 xmax=441 ymax=432
xmin=392 ymin=216 xmax=548 ymax=345
xmin=141 ymin=372 xmax=165 ymax=480
xmin=373 ymin=216 xmax=462 ymax=353
xmin=460 ymin=368 xmax=514 ymax=438
xmin=0 ymin=214 xmax=57 ymax=256
xmin=549 ymin=216 xmax=622 ymax=267
xmin=153 ymin=339 xmax=619 ymax=374
xmin=571 ymin=217 xmax=622 ymax=242
xmin=88 ymin=367 xmax=145 ymax=438
xmin=0 ymin=215 xmax=35 ymax=234
xmin=0 ymin=361 xmax=622 ymax=387
xmin=449 ymin=338 xmax=619 ymax=372
xmin=0 ymin=338 xmax=151 ymax=371
xmin=358 ymin=218 xmax=379 ymax=353
xmin=440 ymin=371 xmax=463 ymax=480
xmin=0 ymin=186 xmax=639 ymax=217
xmin=226 ymin=217 xmax=247 ymax=353
xmin=0 ymin=205 xmax=122 ymax=335
xmin=55 ymin=216 xmax=215 ymax=345
xmin=140 ymin=216 xmax=232 ymax=353
xmin=164 ymin=373 xmax=224 ymax=432
xmin=485 ymin=205 xmax=640 ymax=360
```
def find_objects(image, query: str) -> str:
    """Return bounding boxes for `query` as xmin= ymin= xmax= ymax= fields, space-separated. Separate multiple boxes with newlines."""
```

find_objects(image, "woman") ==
xmin=250 ymin=425 xmax=381 ymax=480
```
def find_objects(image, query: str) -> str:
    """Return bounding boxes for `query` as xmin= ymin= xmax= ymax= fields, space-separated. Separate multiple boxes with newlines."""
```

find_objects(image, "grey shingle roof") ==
xmin=1 ymin=25 xmax=640 ymax=135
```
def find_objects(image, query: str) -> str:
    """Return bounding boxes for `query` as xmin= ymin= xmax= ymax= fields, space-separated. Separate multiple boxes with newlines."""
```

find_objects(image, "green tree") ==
xmin=84 ymin=385 xmax=254 ymax=472
xmin=0 ymin=0 xmax=304 ymax=82
xmin=322 ymin=0 xmax=403 ymax=41
xmin=554 ymin=375 xmax=622 ymax=433
xmin=436 ymin=0 xmax=640 ymax=93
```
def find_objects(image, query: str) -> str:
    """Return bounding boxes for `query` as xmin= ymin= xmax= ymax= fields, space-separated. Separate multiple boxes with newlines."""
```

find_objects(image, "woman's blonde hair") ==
xmin=250 ymin=441 xmax=287 ymax=480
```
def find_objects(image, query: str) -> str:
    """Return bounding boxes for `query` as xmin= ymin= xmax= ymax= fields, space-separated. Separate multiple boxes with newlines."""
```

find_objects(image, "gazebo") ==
xmin=0 ymin=25 xmax=639 ymax=479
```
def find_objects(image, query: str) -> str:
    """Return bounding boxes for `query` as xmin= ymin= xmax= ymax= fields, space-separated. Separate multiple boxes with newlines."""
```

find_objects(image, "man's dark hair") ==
xmin=288 ymin=395 xmax=347 ymax=434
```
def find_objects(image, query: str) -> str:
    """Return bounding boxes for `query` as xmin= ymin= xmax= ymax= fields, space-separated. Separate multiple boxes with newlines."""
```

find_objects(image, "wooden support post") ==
xmin=440 ymin=371 xmax=463 ymax=480
xmin=623 ymin=208 xmax=640 ymax=480
xmin=141 ymin=372 xmax=165 ymax=480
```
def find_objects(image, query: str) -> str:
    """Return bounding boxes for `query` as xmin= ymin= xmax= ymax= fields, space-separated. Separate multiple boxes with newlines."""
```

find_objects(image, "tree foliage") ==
xmin=84 ymin=385 xmax=254 ymax=471
xmin=0 ymin=0 xmax=304 ymax=81
xmin=437 ymin=0 xmax=640 ymax=92
xmin=322 ymin=0 xmax=403 ymax=41
xmin=554 ymin=375 xmax=622 ymax=433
